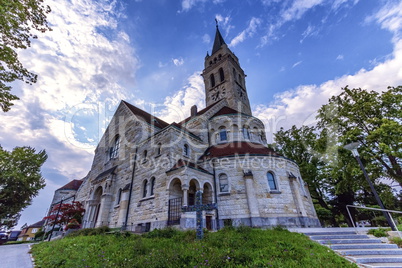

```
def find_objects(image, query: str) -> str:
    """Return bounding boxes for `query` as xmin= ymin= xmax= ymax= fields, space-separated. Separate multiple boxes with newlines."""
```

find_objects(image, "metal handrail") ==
xmin=346 ymin=205 xmax=402 ymax=238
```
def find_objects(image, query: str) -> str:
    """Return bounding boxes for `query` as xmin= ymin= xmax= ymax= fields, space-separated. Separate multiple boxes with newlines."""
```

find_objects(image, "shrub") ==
xmin=142 ymin=227 xmax=180 ymax=239
xmin=65 ymin=226 xmax=111 ymax=237
xmin=390 ymin=237 xmax=402 ymax=247
xmin=368 ymin=228 xmax=389 ymax=237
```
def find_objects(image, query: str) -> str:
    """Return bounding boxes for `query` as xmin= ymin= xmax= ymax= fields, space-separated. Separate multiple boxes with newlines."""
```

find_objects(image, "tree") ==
xmin=44 ymin=201 xmax=85 ymax=230
xmin=317 ymin=86 xmax=402 ymax=185
xmin=0 ymin=146 xmax=47 ymax=230
xmin=0 ymin=0 xmax=51 ymax=112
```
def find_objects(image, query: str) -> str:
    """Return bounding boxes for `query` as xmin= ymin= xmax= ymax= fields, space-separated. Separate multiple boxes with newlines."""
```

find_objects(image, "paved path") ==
xmin=0 ymin=243 xmax=34 ymax=268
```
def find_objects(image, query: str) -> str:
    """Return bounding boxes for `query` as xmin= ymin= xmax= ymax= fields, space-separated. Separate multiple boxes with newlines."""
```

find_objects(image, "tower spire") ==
xmin=212 ymin=20 xmax=226 ymax=55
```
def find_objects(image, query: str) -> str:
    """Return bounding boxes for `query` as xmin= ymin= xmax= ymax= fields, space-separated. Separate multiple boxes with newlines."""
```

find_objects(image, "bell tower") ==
xmin=202 ymin=23 xmax=252 ymax=115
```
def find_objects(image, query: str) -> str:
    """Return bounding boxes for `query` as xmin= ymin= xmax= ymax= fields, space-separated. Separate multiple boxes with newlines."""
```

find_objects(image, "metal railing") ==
xmin=346 ymin=204 xmax=402 ymax=238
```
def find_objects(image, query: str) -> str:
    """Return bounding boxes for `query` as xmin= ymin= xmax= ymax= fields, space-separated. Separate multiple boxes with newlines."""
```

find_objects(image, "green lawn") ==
xmin=31 ymin=226 xmax=357 ymax=268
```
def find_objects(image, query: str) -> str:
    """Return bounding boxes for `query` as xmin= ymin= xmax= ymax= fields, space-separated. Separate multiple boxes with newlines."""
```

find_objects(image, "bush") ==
xmin=142 ymin=227 xmax=180 ymax=239
xmin=390 ymin=237 xmax=402 ymax=247
xmin=368 ymin=228 xmax=390 ymax=237
xmin=65 ymin=226 xmax=111 ymax=237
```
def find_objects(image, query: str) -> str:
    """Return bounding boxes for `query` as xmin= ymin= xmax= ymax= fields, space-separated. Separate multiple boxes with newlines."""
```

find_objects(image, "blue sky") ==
xmin=1 ymin=0 xmax=402 ymax=229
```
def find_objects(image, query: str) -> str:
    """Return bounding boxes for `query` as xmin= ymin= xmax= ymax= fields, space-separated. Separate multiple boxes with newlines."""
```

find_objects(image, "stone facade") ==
xmin=60 ymin=26 xmax=320 ymax=232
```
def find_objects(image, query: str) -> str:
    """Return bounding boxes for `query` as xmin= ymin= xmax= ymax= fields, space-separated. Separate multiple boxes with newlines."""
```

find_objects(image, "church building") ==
xmin=71 ymin=25 xmax=320 ymax=232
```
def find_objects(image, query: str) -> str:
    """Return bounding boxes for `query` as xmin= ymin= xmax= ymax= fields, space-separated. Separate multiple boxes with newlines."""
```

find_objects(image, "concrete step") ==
xmin=339 ymin=249 xmax=402 ymax=256
xmin=319 ymin=239 xmax=383 ymax=244
xmin=303 ymin=231 xmax=357 ymax=236
xmin=330 ymin=244 xmax=398 ymax=250
xmin=361 ymin=263 xmax=402 ymax=268
xmin=310 ymin=234 xmax=369 ymax=240
xmin=349 ymin=256 xmax=402 ymax=264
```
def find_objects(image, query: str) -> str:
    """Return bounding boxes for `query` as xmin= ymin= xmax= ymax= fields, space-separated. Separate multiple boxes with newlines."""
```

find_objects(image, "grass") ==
xmin=31 ymin=226 xmax=358 ymax=268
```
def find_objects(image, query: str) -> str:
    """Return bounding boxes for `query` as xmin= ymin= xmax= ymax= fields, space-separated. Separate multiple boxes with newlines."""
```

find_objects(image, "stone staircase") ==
xmin=290 ymin=228 xmax=402 ymax=268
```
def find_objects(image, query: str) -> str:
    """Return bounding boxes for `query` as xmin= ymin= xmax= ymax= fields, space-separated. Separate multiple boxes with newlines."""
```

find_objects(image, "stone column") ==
xmin=182 ymin=184 xmax=189 ymax=207
xmin=96 ymin=193 xmax=113 ymax=227
xmin=117 ymin=191 xmax=130 ymax=227
xmin=244 ymin=171 xmax=260 ymax=227
xmin=289 ymin=177 xmax=307 ymax=226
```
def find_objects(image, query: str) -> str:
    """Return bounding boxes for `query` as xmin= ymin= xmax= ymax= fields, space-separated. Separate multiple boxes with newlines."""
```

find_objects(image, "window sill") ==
xmin=269 ymin=190 xmax=281 ymax=194
xmin=140 ymin=196 xmax=155 ymax=202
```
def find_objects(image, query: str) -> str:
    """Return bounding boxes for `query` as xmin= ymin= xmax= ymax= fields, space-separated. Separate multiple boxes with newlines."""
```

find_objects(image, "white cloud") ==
xmin=300 ymin=24 xmax=319 ymax=43
xmin=254 ymin=1 xmax=402 ymax=141
xmin=215 ymin=14 xmax=234 ymax=37
xmin=292 ymin=61 xmax=302 ymax=68
xmin=336 ymin=54 xmax=344 ymax=60
xmin=1 ymin=0 xmax=140 ymax=228
xmin=366 ymin=1 xmax=402 ymax=39
xmin=229 ymin=17 xmax=262 ymax=47
xmin=203 ymin=34 xmax=211 ymax=44
xmin=281 ymin=0 xmax=324 ymax=22
xmin=172 ymin=57 xmax=185 ymax=66
xmin=158 ymin=72 xmax=205 ymax=123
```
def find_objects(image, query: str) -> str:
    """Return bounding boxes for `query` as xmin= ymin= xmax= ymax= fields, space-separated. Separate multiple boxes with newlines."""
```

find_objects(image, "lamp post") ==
xmin=344 ymin=142 xmax=396 ymax=231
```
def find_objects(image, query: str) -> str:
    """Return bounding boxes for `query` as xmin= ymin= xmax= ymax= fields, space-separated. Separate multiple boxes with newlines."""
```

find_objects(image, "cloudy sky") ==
xmin=2 ymin=0 xmax=402 ymax=228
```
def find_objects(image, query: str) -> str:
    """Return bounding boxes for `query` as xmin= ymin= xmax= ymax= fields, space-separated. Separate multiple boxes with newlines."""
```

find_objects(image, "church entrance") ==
xmin=206 ymin=215 xmax=212 ymax=230
xmin=168 ymin=197 xmax=182 ymax=226
xmin=168 ymin=178 xmax=183 ymax=226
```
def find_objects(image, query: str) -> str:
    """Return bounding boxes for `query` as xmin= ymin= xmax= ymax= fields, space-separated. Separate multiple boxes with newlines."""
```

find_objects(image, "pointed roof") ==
xmin=212 ymin=25 xmax=226 ymax=55
xmin=57 ymin=179 xmax=83 ymax=191
xmin=123 ymin=100 xmax=169 ymax=130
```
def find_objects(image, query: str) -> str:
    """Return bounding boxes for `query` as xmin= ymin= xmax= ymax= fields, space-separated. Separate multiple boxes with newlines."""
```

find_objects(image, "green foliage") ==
xmin=0 ymin=0 xmax=51 ymax=112
xmin=65 ymin=226 xmax=111 ymax=238
xmin=31 ymin=228 xmax=357 ymax=268
xmin=317 ymin=86 xmax=402 ymax=184
xmin=273 ymin=86 xmax=402 ymax=227
xmin=0 ymin=146 xmax=47 ymax=230
xmin=4 ymin=240 xmax=38 ymax=245
xmin=368 ymin=228 xmax=389 ymax=237
xmin=390 ymin=237 xmax=402 ymax=248
xmin=34 ymin=230 xmax=45 ymax=240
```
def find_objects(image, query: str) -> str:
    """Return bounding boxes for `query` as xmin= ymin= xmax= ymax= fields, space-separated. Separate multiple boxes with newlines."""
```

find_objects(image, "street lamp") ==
xmin=344 ymin=142 xmax=396 ymax=231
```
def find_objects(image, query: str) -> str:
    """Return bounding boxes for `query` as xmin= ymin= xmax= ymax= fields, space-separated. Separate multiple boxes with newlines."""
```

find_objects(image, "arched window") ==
xmin=183 ymin=144 xmax=189 ymax=156
xmin=238 ymin=74 xmax=242 ymax=86
xmin=219 ymin=127 xmax=227 ymax=142
xmin=143 ymin=150 xmax=148 ymax=160
xmin=219 ymin=174 xmax=229 ymax=192
xmin=157 ymin=143 xmax=162 ymax=155
xmin=150 ymin=177 xmax=155 ymax=196
xmin=267 ymin=172 xmax=277 ymax=191
xmin=243 ymin=126 xmax=250 ymax=140
xmin=143 ymin=180 xmax=148 ymax=198
xmin=219 ymin=68 xmax=225 ymax=82
xmin=109 ymin=135 xmax=120 ymax=159
xmin=210 ymin=74 xmax=215 ymax=87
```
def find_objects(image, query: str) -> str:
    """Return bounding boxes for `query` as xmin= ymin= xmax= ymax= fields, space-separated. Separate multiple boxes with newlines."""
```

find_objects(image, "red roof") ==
xmin=57 ymin=179 xmax=83 ymax=191
xmin=200 ymin=142 xmax=282 ymax=160
xmin=123 ymin=101 xmax=169 ymax=129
